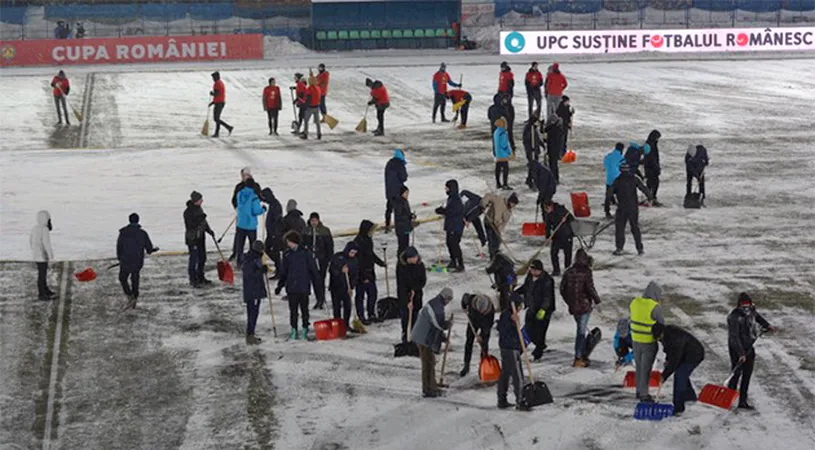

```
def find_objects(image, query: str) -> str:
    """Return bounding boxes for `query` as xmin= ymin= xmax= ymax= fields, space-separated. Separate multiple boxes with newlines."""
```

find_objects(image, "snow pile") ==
xmin=467 ymin=24 xmax=502 ymax=51
xmin=263 ymin=36 xmax=312 ymax=59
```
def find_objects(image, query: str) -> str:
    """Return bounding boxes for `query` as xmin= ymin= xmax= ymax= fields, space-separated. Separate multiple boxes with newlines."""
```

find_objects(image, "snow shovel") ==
xmin=438 ymin=314 xmax=454 ymax=387
xmin=289 ymin=87 xmax=300 ymax=132
xmin=512 ymin=302 xmax=553 ymax=407
xmin=522 ymin=202 xmax=546 ymax=237
xmin=212 ymin=235 xmax=234 ymax=285
xmin=355 ymin=104 xmax=369 ymax=133
xmin=347 ymin=271 xmax=367 ymax=334
xmin=377 ymin=244 xmax=399 ymax=321
xmin=466 ymin=313 xmax=500 ymax=383
xmin=634 ymin=381 xmax=674 ymax=420
xmin=517 ymin=213 xmax=571 ymax=276
xmin=322 ymin=113 xmax=339 ymax=130
xmin=260 ymin=212 xmax=278 ymax=337
xmin=699 ymin=362 xmax=745 ymax=410
xmin=623 ymin=370 xmax=662 ymax=388
xmin=394 ymin=292 xmax=419 ymax=357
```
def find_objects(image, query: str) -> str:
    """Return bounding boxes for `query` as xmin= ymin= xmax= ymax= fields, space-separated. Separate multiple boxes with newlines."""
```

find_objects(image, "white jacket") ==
xmin=30 ymin=210 xmax=54 ymax=262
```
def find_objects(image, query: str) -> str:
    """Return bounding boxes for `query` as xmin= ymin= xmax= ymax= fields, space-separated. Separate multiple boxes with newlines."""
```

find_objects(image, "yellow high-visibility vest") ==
xmin=629 ymin=297 xmax=658 ymax=344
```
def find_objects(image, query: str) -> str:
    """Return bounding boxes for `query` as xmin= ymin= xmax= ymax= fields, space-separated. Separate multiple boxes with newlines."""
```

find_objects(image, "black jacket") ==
xmin=353 ymin=220 xmax=386 ymax=282
xmin=435 ymin=179 xmax=464 ymax=234
xmin=498 ymin=308 xmax=521 ymax=351
xmin=460 ymin=190 xmax=483 ymax=221
xmin=530 ymin=161 xmax=556 ymax=203
xmin=231 ymin=178 xmax=263 ymax=209
xmin=117 ymin=224 xmax=156 ymax=271
xmin=282 ymin=209 xmax=306 ymax=241
xmin=276 ymin=245 xmax=320 ymax=295
xmin=241 ymin=249 xmax=268 ymax=302
xmin=467 ymin=305 xmax=495 ymax=345
xmin=384 ymin=157 xmax=408 ymax=200
xmin=522 ymin=119 xmax=543 ymax=160
xmin=686 ymin=145 xmax=709 ymax=177
xmin=303 ymin=222 xmax=334 ymax=263
xmin=396 ymin=253 xmax=426 ymax=307
xmin=392 ymin=196 xmax=414 ymax=235
xmin=183 ymin=201 xmax=213 ymax=246
xmin=727 ymin=306 xmax=771 ymax=358
xmin=612 ymin=170 xmax=651 ymax=212
xmin=486 ymin=253 xmax=516 ymax=289
xmin=261 ymin=188 xmax=284 ymax=246
xmin=487 ymin=94 xmax=515 ymax=132
xmin=643 ymin=130 xmax=661 ymax=177
xmin=515 ymin=273 xmax=555 ymax=313
xmin=661 ymin=325 xmax=705 ymax=381
xmin=544 ymin=120 xmax=565 ymax=157
xmin=545 ymin=202 xmax=574 ymax=243
xmin=556 ymin=101 xmax=573 ymax=130
xmin=328 ymin=242 xmax=359 ymax=293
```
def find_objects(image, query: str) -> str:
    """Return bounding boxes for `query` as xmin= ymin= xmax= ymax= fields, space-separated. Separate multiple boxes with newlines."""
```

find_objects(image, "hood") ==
xmin=358 ymin=219 xmax=375 ymax=235
xmin=617 ymin=319 xmax=631 ymax=337
xmin=211 ymin=71 xmax=220 ymax=81
xmin=445 ymin=179 xmax=459 ymax=197
xmin=472 ymin=294 xmax=494 ymax=315
xmin=643 ymin=281 xmax=663 ymax=301
xmin=344 ymin=241 xmax=360 ymax=256
xmin=574 ymin=248 xmax=590 ymax=267
xmin=286 ymin=199 xmax=298 ymax=213
xmin=628 ymin=141 xmax=641 ymax=151
xmin=261 ymin=187 xmax=275 ymax=204
xmin=492 ymin=93 xmax=503 ymax=106
xmin=647 ymin=129 xmax=661 ymax=143
xmin=372 ymin=80 xmax=383 ymax=89
xmin=36 ymin=210 xmax=51 ymax=226
xmin=393 ymin=149 xmax=406 ymax=164
xmin=687 ymin=144 xmax=698 ymax=158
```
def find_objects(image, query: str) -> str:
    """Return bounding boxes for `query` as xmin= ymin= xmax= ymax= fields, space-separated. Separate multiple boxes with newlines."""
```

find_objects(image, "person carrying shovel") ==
xmin=726 ymin=292 xmax=775 ymax=410
xmin=184 ymin=191 xmax=216 ymax=288
xmin=459 ymin=293 xmax=495 ymax=377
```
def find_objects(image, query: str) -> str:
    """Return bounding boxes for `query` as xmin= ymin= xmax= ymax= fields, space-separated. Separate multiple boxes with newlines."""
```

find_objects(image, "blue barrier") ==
xmin=784 ymin=0 xmax=815 ymax=11
xmin=45 ymin=4 xmax=140 ymax=21
xmin=1 ymin=6 xmax=27 ymax=25
xmin=187 ymin=3 xmax=233 ymax=21
xmin=140 ymin=4 xmax=188 ymax=22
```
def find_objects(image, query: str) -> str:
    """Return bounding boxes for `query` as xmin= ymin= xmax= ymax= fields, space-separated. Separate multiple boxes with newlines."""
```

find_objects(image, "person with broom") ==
xmin=365 ymin=77 xmax=390 ymax=136
xmin=496 ymin=297 xmax=529 ymax=411
xmin=50 ymin=70 xmax=70 ymax=125
xmin=514 ymin=260 xmax=554 ymax=361
xmin=480 ymin=192 xmax=519 ymax=259
xmin=431 ymin=62 xmax=460 ymax=123
xmin=353 ymin=220 xmax=386 ymax=324
xmin=116 ymin=213 xmax=158 ymax=309
xmin=184 ymin=191 xmax=215 ymax=288
xmin=460 ymin=189 xmax=487 ymax=249
xmin=275 ymin=232 xmax=321 ymax=340
xmin=459 ymin=293 xmax=495 ymax=377
xmin=652 ymin=322 xmax=705 ymax=417
xmin=300 ymin=75 xmax=322 ymax=140
xmin=411 ymin=287 xmax=455 ymax=398
xmin=316 ymin=63 xmax=330 ymax=118
xmin=262 ymin=77 xmax=282 ymax=136
xmin=396 ymin=246 xmax=426 ymax=344
xmin=291 ymin=73 xmax=307 ymax=134
xmin=329 ymin=242 xmax=359 ymax=330
xmin=727 ymin=292 xmax=775 ymax=410
xmin=242 ymin=240 xmax=269 ymax=345
xmin=209 ymin=71 xmax=233 ymax=137
xmin=560 ymin=249 xmax=601 ymax=368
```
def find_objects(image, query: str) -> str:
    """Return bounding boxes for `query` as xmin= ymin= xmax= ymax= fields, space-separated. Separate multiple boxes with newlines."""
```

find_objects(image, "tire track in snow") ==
xmin=77 ymin=73 xmax=94 ymax=148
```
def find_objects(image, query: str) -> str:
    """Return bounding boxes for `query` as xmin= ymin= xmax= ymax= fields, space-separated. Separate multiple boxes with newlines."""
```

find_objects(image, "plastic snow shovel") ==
xmin=377 ymin=244 xmax=399 ymax=321
xmin=347 ymin=271 xmax=367 ymax=334
xmin=322 ymin=113 xmax=339 ymax=130
xmin=355 ymin=104 xmax=369 ymax=133
xmin=212 ymin=235 xmax=234 ymax=285
xmin=393 ymin=292 xmax=419 ymax=357
xmin=623 ymin=370 xmax=662 ymax=388
xmin=517 ymin=213 xmax=571 ymax=276
xmin=466 ymin=314 xmax=501 ymax=383
xmin=438 ymin=314 xmax=454 ymax=387
xmin=522 ymin=203 xmax=546 ymax=237
xmin=699 ymin=364 xmax=743 ymax=410
xmin=512 ymin=302 xmax=553 ymax=407
xmin=634 ymin=382 xmax=674 ymax=420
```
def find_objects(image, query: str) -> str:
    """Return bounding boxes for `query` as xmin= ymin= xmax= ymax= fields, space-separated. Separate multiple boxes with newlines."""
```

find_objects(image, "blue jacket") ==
xmin=117 ymin=224 xmax=156 ymax=271
xmin=625 ymin=141 xmax=651 ymax=174
xmin=436 ymin=179 xmax=464 ymax=234
xmin=498 ymin=308 xmax=522 ymax=350
xmin=236 ymin=186 xmax=265 ymax=231
xmin=384 ymin=149 xmax=408 ymax=200
xmin=493 ymin=127 xmax=512 ymax=160
xmin=604 ymin=148 xmax=625 ymax=186
xmin=277 ymin=245 xmax=320 ymax=295
xmin=242 ymin=250 xmax=268 ymax=302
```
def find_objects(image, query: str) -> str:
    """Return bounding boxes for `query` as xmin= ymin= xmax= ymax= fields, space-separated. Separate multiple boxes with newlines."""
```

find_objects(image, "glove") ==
xmin=207 ymin=229 xmax=215 ymax=237
xmin=435 ymin=207 xmax=446 ymax=215
xmin=274 ymin=286 xmax=282 ymax=295
xmin=536 ymin=309 xmax=546 ymax=320
xmin=208 ymin=102 xmax=214 ymax=107
xmin=151 ymin=247 xmax=160 ymax=253
xmin=209 ymin=91 xmax=215 ymax=96
xmin=368 ymin=100 xmax=375 ymax=106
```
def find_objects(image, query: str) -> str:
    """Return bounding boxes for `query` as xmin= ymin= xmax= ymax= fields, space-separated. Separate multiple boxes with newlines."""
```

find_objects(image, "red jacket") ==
xmin=498 ymin=71 xmax=514 ymax=94
xmin=316 ymin=71 xmax=329 ymax=96
xmin=448 ymin=89 xmax=469 ymax=103
xmin=545 ymin=71 xmax=568 ymax=96
xmin=51 ymin=76 xmax=69 ymax=97
xmin=306 ymin=85 xmax=322 ymax=107
xmin=212 ymin=79 xmax=226 ymax=103
xmin=525 ymin=70 xmax=542 ymax=89
xmin=371 ymin=84 xmax=389 ymax=106
xmin=433 ymin=71 xmax=451 ymax=95
xmin=295 ymin=81 xmax=307 ymax=105
xmin=263 ymin=85 xmax=281 ymax=110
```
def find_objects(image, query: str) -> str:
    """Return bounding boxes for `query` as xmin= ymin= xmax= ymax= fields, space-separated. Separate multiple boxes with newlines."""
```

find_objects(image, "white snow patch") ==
xmin=263 ymin=36 xmax=312 ymax=59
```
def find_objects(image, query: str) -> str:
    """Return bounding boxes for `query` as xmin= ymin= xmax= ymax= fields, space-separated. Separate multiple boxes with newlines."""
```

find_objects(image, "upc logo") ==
xmin=504 ymin=32 xmax=525 ymax=53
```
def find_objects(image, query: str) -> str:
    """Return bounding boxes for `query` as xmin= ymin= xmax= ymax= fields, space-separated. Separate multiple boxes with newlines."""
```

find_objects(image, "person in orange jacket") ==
xmin=525 ymin=62 xmax=543 ymax=120
xmin=544 ymin=63 xmax=568 ymax=120
xmin=366 ymin=78 xmax=390 ymax=136
xmin=432 ymin=63 xmax=460 ymax=123
xmin=209 ymin=71 xmax=233 ymax=137
xmin=300 ymin=76 xmax=322 ymax=140
xmin=50 ymin=70 xmax=70 ymax=125
xmin=447 ymin=89 xmax=472 ymax=129
xmin=498 ymin=62 xmax=514 ymax=102
xmin=262 ymin=77 xmax=282 ymax=136
xmin=291 ymin=73 xmax=307 ymax=134
xmin=316 ymin=63 xmax=330 ymax=117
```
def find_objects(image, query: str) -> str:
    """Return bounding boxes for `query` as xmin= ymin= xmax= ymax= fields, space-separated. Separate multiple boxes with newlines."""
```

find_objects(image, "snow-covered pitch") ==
xmin=1 ymin=53 xmax=814 ymax=449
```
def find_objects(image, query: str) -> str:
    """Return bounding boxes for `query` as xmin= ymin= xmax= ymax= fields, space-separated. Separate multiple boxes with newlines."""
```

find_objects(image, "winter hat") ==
xmin=737 ymin=292 xmax=754 ymax=306
xmin=473 ymin=294 xmax=493 ymax=314
xmin=561 ymin=95 xmax=570 ymax=102
xmin=404 ymin=246 xmax=419 ymax=259
xmin=128 ymin=213 xmax=139 ymax=224
xmin=294 ymin=72 xmax=304 ymax=81
xmin=268 ymin=77 xmax=275 ymax=84
xmin=507 ymin=192 xmax=519 ymax=205
xmin=400 ymin=186 xmax=410 ymax=195
xmin=365 ymin=77 xmax=373 ymax=87
xmin=394 ymin=148 xmax=406 ymax=163
xmin=643 ymin=281 xmax=663 ymax=302
xmin=286 ymin=199 xmax=297 ymax=213
xmin=440 ymin=62 xmax=446 ymax=71
xmin=318 ymin=63 xmax=326 ymax=70
xmin=309 ymin=212 xmax=320 ymax=221
xmin=651 ymin=321 xmax=665 ymax=338
xmin=531 ymin=62 xmax=538 ymax=68
xmin=529 ymin=260 xmax=544 ymax=272
xmin=190 ymin=191 xmax=203 ymax=202
xmin=251 ymin=240 xmax=265 ymax=254
xmin=552 ymin=62 xmax=560 ymax=71
xmin=687 ymin=144 xmax=698 ymax=158
xmin=211 ymin=71 xmax=220 ymax=80
xmin=241 ymin=166 xmax=252 ymax=177
xmin=615 ymin=142 xmax=625 ymax=151
xmin=440 ymin=287 xmax=454 ymax=303
xmin=285 ymin=231 xmax=301 ymax=245
xmin=500 ymin=61 xmax=508 ymax=69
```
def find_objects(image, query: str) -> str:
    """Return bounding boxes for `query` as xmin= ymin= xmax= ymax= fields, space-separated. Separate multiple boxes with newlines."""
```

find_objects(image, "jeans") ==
xmin=728 ymin=347 xmax=755 ymax=405
xmin=36 ymin=262 xmax=51 ymax=297
xmin=432 ymin=93 xmax=447 ymax=121
xmin=287 ymin=293 xmax=310 ymax=329
xmin=355 ymin=280 xmax=378 ymax=319
xmin=573 ymin=312 xmax=591 ymax=359
xmin=54 ymin=96 xmax=69 ymax=123
xmin=302 ymin=106 xmax=321 ymax=138
xmin=672 ymin=362 xmax=700 ymax=413
xmin=633 ymin=341 xmax=658 ymax=399
xmin=266 ymin=109 xmax=279 ymax=134
xmin=494 ymin=161 xmax=509 ymax=188
xmin=614 ymin=208 xmax=643 ymax=252
xmin=187 ymin=241 xmax=206 ymax=284
xmin=213 ymin=102 xmax=232 ymax=136
xmin=246 ymin=297 xmax=262 ymax=335
xmin=319 ymin=95 xmax=327 ymax=116
xmin=527 ymin=90 xmax=542 ymax=119
xmin=331 ymin=289 xmax=352 ymax=328
xmin=550 ymin=238 xmax=573 ymax=274
xmin=119 ymin=268 xmax=141 ymax=299
xmin=546 ymin=95 xmax=561 ymax=120
xmin=234 ymin=228 xmax=256 ymax=267
xmin=497 ymin=348 xmax=523 ymax=403
xmin=445 ymin=231 xmax=463 ymax=268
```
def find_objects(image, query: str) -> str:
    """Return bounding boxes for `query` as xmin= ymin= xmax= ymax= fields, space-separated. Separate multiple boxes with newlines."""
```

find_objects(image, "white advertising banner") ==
xmin=500 ymin=28 xmax=815 ymax=55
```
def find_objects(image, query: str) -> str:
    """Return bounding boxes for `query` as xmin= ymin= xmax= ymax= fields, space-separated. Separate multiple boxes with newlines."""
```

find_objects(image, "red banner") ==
xmin=0 ymin=34 xmax=264 ymax=67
